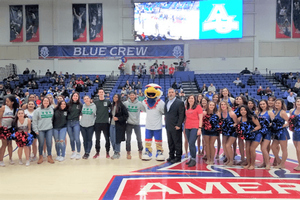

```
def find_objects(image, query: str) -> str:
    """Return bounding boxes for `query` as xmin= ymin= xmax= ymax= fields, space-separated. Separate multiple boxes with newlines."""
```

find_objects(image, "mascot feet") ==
xmin=156 ymin=150 xmax=165 ymax=161
xmin=142 ymin=151 xmax=152 ymax=161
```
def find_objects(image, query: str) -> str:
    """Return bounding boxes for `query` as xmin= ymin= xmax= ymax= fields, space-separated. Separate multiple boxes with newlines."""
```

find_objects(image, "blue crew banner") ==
xmin=38 ymin=45 xmax=184 ymax=60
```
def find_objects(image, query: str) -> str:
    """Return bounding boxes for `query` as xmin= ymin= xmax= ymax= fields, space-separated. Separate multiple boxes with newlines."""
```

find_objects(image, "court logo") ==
xmin=202 ymin=4 xmax=239 ymax=34
xmin=40 ymin=47 xmax=49 ymax=59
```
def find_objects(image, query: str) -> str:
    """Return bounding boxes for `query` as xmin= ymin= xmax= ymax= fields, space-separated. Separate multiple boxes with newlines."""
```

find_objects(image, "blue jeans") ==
xmin=80 ymin=126 xmax=94 ymax=154
xmin=38 ymin=129 xmax=53 ymax=156
xmin=110 ymin=125 xmax=120 ymax=153
xmin=185 ymin=128 xmax=198 ymax=159
xmin=53 ymin=127 xmax=67 ymax=157
xmin=67 ymin=120 xmax=81 ymax=152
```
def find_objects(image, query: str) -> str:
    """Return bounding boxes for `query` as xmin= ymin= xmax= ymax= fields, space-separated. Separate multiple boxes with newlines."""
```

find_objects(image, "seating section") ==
xmin=275 ymin=72 xmax=299 ymax=89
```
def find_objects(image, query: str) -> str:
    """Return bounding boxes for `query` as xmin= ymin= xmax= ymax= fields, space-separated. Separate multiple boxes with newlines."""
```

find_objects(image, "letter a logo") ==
xmin=202 ymin=4 xmax=239 ymax=34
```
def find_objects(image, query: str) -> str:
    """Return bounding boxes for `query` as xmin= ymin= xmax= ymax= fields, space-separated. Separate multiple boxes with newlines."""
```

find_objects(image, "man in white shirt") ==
xmin=207 ymin=83 xmax=216 ymax=94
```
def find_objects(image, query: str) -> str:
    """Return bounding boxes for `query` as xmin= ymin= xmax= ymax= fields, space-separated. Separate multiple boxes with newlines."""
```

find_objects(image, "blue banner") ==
xmin=38 ymin=45 xmax=184 ymax=60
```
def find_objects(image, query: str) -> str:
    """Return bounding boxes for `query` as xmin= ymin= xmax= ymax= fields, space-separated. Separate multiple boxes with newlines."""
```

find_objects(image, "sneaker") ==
xmin=188 ymin=159 xmax=196 ymax=167
xmin=111 ymin=152 xmax=120 ymax=160
xmin=75 ymin=153 xmax=81 ymax=160
xmin=43 ymin=152 xmax=47 ymax=158
xmin=59 ymin=157 xmax=65 ymax=162
xmin=106 ymin=152 xmax=110 ymax=158
xmin=9 ymin=159 xmax=15 ymax=165
xmin=141 ymin=151 xmax=152 ymax=160
xmin=25 ymin=160 xmax=30 ymax=166
xmin=93 ymin=152 xmax=100 ymax=159
xmin=56 ymin=156 xmax=61 ymax=161
xmin=82 ymin=153 xmax=89 ymax=159
xmin=19 ymin=159 xmax=23 ymax=165
xmin=70 ymin=152 xmax=76 ymax=159
xmin=0 ymin=161 xmax=5 ymax=167
xmin=30 ymin=156 xmax=37 ymax=162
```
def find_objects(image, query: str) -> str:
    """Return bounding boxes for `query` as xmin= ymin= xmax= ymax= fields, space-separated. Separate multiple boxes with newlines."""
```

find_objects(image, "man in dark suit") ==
xmin=164 ymin=88 xmax=185 ymax=164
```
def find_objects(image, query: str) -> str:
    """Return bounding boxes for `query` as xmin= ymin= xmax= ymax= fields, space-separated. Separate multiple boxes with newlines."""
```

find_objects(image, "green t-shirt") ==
xmin=94 ymin=99 xmax=111 ymax=123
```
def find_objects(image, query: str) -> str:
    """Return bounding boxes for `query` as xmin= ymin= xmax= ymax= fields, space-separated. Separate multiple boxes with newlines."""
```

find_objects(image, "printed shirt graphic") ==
xmin=127 ymin=105 xmax=139 ymax=113
xmin=40 ymin=110 xmax=53 ymax=118
xmin=82 ymin=107 xmax=93 ymax=115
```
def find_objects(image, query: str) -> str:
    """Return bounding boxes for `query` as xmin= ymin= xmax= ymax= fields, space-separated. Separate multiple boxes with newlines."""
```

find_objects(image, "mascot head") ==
xmin=144 ymin=83 xmax=163 ymax=100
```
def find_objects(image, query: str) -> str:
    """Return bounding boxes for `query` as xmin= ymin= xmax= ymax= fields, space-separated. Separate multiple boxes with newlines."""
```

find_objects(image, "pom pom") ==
xmin=15 ymin=131 xmax=30 ymax=147
xmin=221 ymin=118 xmax=235 ymax=136
xmin=203 ymin=114 xmax=212 ymax=131
xmin=0 ymin=126 xmax=12 ymax=140
xmin=271 ymin=118 xmax=285 ymax=137
xmin=26 ymin=133 xmax=34 ymax=146
xmin=236 ymin=121 xmax=255 ymax=140
xmin=210 ymin=114 xmax=221 ymax=132
xmin=289 ymin=115 xmax=300 ymax=132
xmin=258 ymin=117 xmax=271 ymax=136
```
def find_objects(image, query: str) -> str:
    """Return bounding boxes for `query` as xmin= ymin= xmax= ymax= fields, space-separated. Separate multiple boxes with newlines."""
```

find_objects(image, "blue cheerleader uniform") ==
xmin=273 ymin=110 xmax=290 ymax=141
xmin=258 ymin=111 xmax=272 ymax=141
xmin=291 ymin=110 xmax=300 ymax=142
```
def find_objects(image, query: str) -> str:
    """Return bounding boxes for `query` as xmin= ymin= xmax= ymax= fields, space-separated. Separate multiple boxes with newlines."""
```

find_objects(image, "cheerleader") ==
xmin=212 ymin=94 xmax=221 ymax=159
xmin=248 ymin=99 xmax=257 ymax=114
xmin=268 ymin=96 xmax=276 ymax=111
xmin=219 ymin=100 xmax=238 ymax=166
xmin=289 ymin=98 xmax=300 ymax=171
xmin=257 ymin=100 xmax=274 ymax=170
xmin=25 ymin=101 xmax=37 ymax=161
xmin=14 ymin=109 xmax=31 ymax=166
xmin=220 ymin=88 xmax=235 ymax=107
xmin=197 ymin=94 xmax=203 ymax=105
xmin=237 ymin=105 xmax=261 ymax=170
xmin=199 ymin=97 xmax=208 ymax=156
xmin=202 ymin=101 xmax=220 ymax=164
xmin=271 ymin=99 xmax=290 ymax=169
xmin=0 ymin=95 xmax=19 ymax=167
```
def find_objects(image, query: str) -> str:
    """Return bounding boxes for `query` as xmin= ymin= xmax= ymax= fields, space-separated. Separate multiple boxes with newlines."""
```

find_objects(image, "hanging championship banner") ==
xmin=25 ymin=5 xmax=39 ymax=42
xmin=276 ymin=0 xmax=292 ymax=38
xmin=89 ymin=3 xmax=103 ymax=42
xmin=73 ymin=4 xmax=87 ymax=42
xmin=10 ymin=5 xmax=23 ymax=42
xmin=293 ymin=0 xmax=300 ymax=38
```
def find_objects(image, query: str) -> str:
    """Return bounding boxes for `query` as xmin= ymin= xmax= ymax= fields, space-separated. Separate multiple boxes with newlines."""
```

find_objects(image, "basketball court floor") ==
xmin=0 ymin=113 xmax=300 ymax=200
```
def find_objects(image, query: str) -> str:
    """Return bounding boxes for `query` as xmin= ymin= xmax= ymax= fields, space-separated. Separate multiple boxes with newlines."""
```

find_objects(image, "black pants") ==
xmin=166 ymin=129 xmax=182 ymax=159
xmin=94 ymin=123 xmax=110 ymax=153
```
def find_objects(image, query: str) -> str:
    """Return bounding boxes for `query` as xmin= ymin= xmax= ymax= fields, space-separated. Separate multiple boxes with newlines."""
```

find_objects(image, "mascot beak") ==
xmin=144 ymin=86 xmax=160 ymax=99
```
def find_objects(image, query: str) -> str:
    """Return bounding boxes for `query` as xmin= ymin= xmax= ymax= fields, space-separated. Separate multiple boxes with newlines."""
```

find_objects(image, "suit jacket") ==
xmin=164 ymin=98 xmax=185 ymax=131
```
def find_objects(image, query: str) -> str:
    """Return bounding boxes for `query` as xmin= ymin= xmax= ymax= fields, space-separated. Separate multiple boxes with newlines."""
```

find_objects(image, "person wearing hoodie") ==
xmin=52 ymin=100 xmax=68 ymax=162
xmin=123 ymin=91 xmax=146 ymax=159
xmin=32 ymin=97 xmax=54 ymax=164
xmin=80 ymin=96 xmax=97 ymax=159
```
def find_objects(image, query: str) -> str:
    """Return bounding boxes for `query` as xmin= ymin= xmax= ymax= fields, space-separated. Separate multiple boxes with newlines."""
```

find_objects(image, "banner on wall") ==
xmin=276 ymin=0 xmax=292 ymax=38
xmin=10 ymin=5 xmax=23 ymax=42
xmin=73 ymin=4 xmax=87 ymax=42
xmin=89 ymin=3 xmax=103 ymax=42
xmin=293 ymin=0 xmax=300 ymax=38
xmin=38 ymin=45 xmax=184 ymax=60
xmin=25 ymin=5 xmax=39 ymax=42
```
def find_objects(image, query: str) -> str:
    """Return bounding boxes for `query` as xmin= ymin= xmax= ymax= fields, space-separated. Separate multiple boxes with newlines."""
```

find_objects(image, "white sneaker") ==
xmin=56 ymin=156 xmax=61 ymax=161
xmin=75 ymin=153 xmax=81 ymax=160
xmin=70 ymin=152 xmax=76 ymax=159
xmin=25 ymin=160 xmax=30 ymax=166
xmin=30 ymin=156 xmax=37 ymax=162
xmin=19 ymin=159 xmax=23 ymax=165
xmin=9 ymin=159 xmax=15 ymax=165
xmin=0 ymin=161 xmax=5 ymax=167
xmin=59 ymin=157 xmax=65 ymax=162
xmin=43 ymin=152 xmax=47 ymax=158
xmin=30 ymin=153 xmax=34 ymax=158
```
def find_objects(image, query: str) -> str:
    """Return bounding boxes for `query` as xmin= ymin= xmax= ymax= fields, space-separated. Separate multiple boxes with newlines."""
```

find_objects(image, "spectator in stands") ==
xmin=124 ymin=80 xmax=131 ymax=89
xmin=244 ymin=91 xmax=254 ymax=101
xmin=199 ymin=83 xmax=208 ymax=94
xmin=45 ymin=69 xmax=52 ymax=77
xmin=179 ymin=91 xmax=186 ymax=102
xmin=32 ymin=81 xmax=38 ymax=89
xmin=131 ymin=82 xmax=137 ymax=90
xmin=41 ymin=89 xmax=47 ymax=97
xmin=54 ymin=89 xmax=62 ymax=99
xmin=83 ymin=84 xmax=89 ymax=92
xmin=169 ymin=64 xmax=175 ymax=78
xmin=52 ymin=71 xmax=58 ymax=79
xmin=283 ymin=89 xmax=292 ymax=99
xmin=257 ymin=85 xmax=264 ymax=96
xmin=240 ymin=67 xmax=251 ymax=75
xmin=142 ymin=64 xmax=147 ymax=75
xmin=27 ymin=81 xmax=32 ymax=89
xmin=13 ymin=86 xmax=24 ymax=98
xmin=85 ymin=78 xmax=93 ymax=86
xmin=118 ymin=62 xmax=125 ymax=75
xmin=287 ymin=92 xmax=296 ymax=110
xmin=136 ymin=67 xmax=141 ymax=78
xmin=126 ymin=86 xmax=133 ymax=94
xmin=233 ymin=77 xmax=242 ymax=86
xmin=288 ymin=72 xmax=294 ymax=79
xmin=247 ymin=76 xmax=256 ymax=86
xmin=136 ymin=81 xmax=142 ymax=90
xmin=121 ymin=87 xmax=127 ymax=95
xmin=132 ymin=63 xmax=136 ymax=76
xmin=61 ymin=87 xmax=69 ymax=99
xmin=105 ymin=93 xmax=110 ymax=100
xmin=150 ymin=65 xmax=155 ymax=79
xmin=54 ymin=78 xmax=60 ymax=86
xmin=294 ymin=79 xmax=300 ymax=93
xmin=264 ymin=86 xmax=272 ymax=96
xmin=252 ymin=67 xmax=260 ymax=75
xmin=0 ymin=84 xmax=6 ymax=101
xmin=75 ymin=78 xmax=84 ymax=92
xmin=153 ymin=60 xmax=158 ymax=68
xmin=67 ymin=81 xmax=73 ymax=90
xmin=206 ymin=91 xmax=213 ymax=101
xmin=4 ymin=81 xmax=11 ymax=91
xmin=47 ymin=87 xmax=53 ymax=94
xmin=65 ymin=72 xmax=69 ymax=79
xmin=59 ymin=77 xmax=65 ymax=86
xmin=71 ymin=73 xmax=76 ymax=80
xmin=30 ymin=69 xmax=36 ymax=75
xmin=94 ymin=75 xmax=102 ymax=86
xmin=208 ymin=83 xmax=216 ymax=94
xmin=172 ymin=81 xmax=179 ymax=90
xmin=23 ymin=68 xmax=30 ymax=74
xmin=157 ymin=64 xmax=164 ymax=78
xmin=121 ymin=93 xmax=127 ymax=102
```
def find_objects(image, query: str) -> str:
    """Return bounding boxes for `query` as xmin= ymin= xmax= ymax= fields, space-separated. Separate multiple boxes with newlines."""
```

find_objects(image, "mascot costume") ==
xmin=142 ymin=83 xmax=165 ymax=161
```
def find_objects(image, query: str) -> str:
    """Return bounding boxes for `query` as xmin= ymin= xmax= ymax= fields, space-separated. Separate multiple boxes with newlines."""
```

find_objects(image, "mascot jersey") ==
xmin=142 ymin=100 xmax=164 ymax=130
